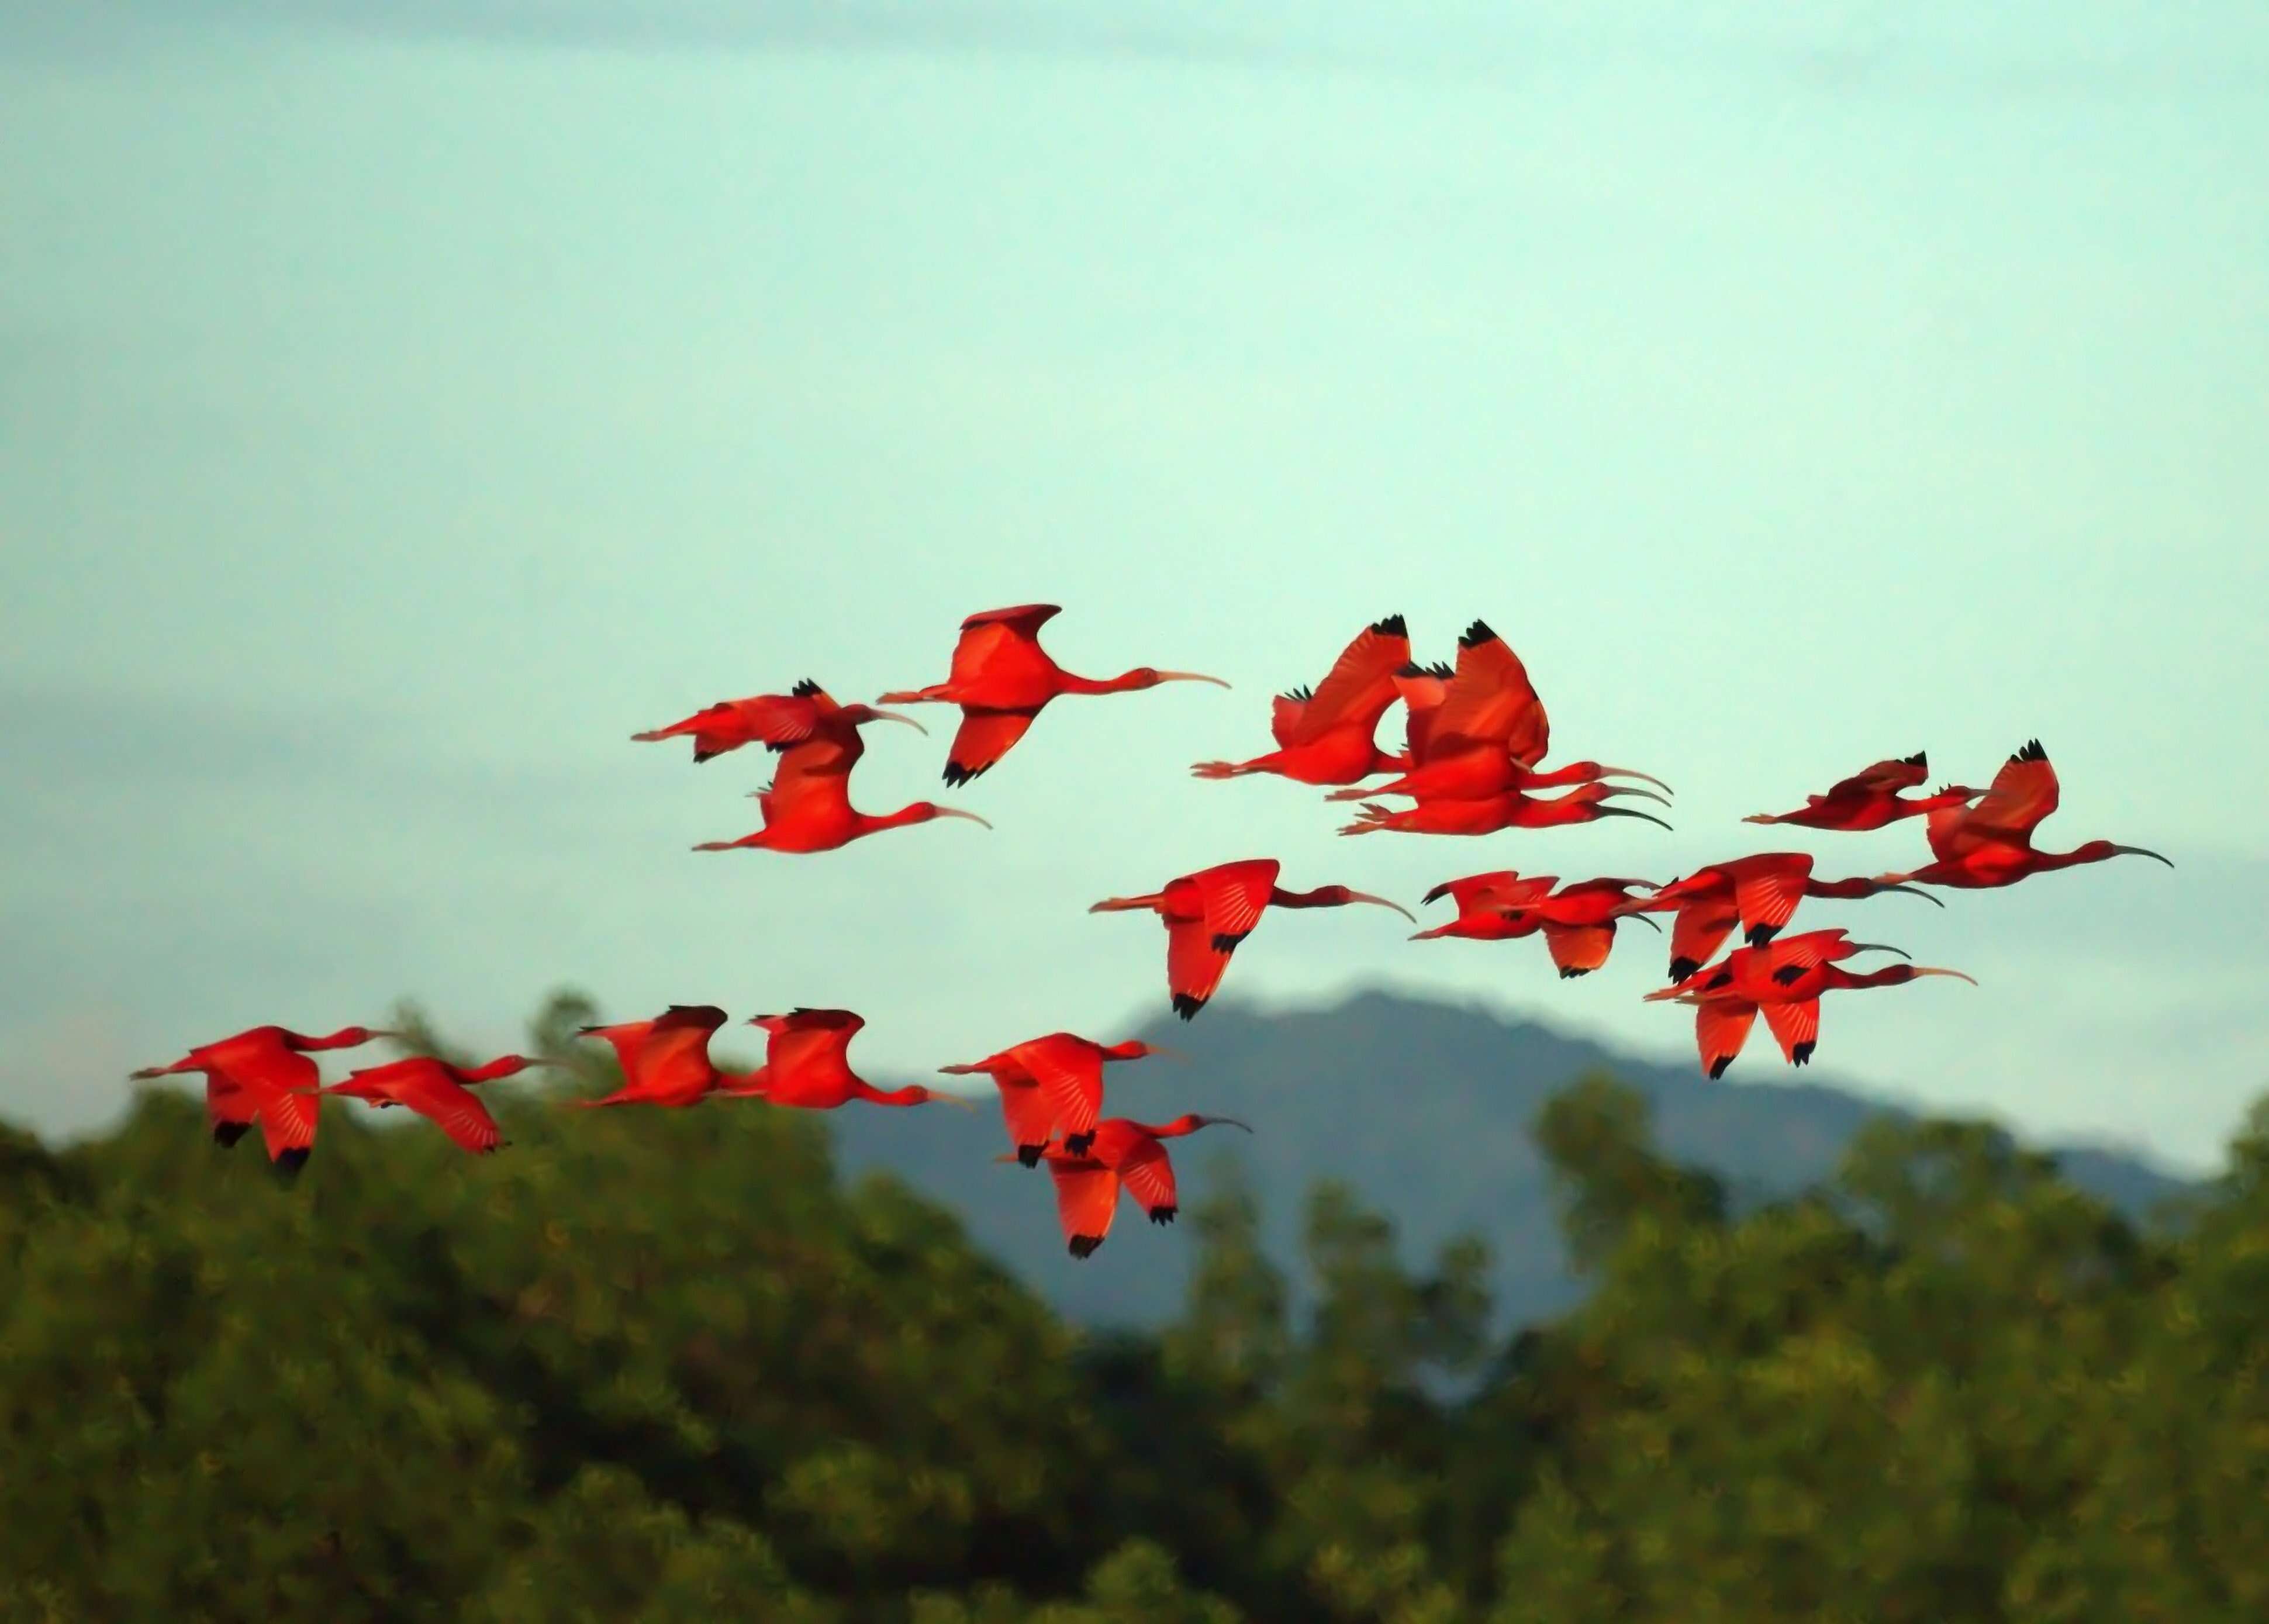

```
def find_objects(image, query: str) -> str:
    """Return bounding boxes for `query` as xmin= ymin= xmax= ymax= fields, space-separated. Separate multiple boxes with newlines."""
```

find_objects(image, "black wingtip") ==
xmin=1210 ymin=930 xmax=1249 ymax=954
xmin=1708 ymin=1056 xmax=1734 ymax=1080
xmin=2014 ymin=738 xmax=2046 ymax=763
xmin=1426 ymin=660 xmax=1452 ymax=679
xmin=1669 ymin=957 xmax=1701 ymax=982
xmin=1016 ymin=1144 xmax=1042 ymax=1167
xmin=790 ymin=678 xmax=822 ymax=697
xmin=1064 ymin=1132 xmax=1094 ymax=1156
xmin=1745 ymin=924 xmax=1781 ymax=948
xmin=1171 ymin=993 xmax=1206 ymax=1021
xmin=1148 ymin=1205 xmax=1177 ymax=1225
xmin=942 ymin=761 xmax=987 ymax=788
xmin=1559 ymin=966 xmax=1591 ymax=979
xmin=211 ymin=1121 xmax=250 ymax=1149
xmin=1394 ymin=661 xmax=1425 ymax=678
xmin=1371 ymin=613 xmax=1407 ymax=637
xmin=1792 ymin=1041 xmax=1816 ymax=1067
xmin=1904 ymin=751 xmax=1926 ymax=769
xmin=692 ymin=748 xmax=719 ymax=764
xmin=1459 ymin=618 xmax=1496 ymax=648
xmin=1280 ymin=684 xmax=1315 ymax=704
xmin=273 ymin=1148 xmax=311 ymax=1177
xmin=1068 ymin=1235 xmax=1103 ymax=1259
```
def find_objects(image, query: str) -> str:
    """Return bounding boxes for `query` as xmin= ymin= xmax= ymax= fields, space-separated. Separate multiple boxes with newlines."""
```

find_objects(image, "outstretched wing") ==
xmin=1269 ymin=688 xmax=1313 ymax=747
xmin=1283 ymin=616 xmax=1411 ymax=745
xmin=994 ymin=1080 xmax=1058 ymax=1156
xmin=1116 ymin=1138 xmax=1180 ymax=1218
xmin=1045 ymin=1156 xmax=1121 ymax=1253
xmin=1018 ymin=1036 xmax=1108 ymax=1141
xmin=1948 ymin=740 xmax=2061 ymax=852
xmin=1541 ymin=921 xmax=1616 ymax=978
xmin=761 ymin=751 xmax=859 ymax=824
xmin=948 ymin=605 xmax=1061 ymax=687
xmin=1427 ymin=621 xmax=1545 ymax=759
xmin=1670 ymin=902 xmax=1740 ymax=977
xmin=1424 ymin=870 xmax=1556 ymax=914
xmin=576 ymin=1020 xmax=654 ymax=1081
xmin=1695 ymin=1001 xmax=1759 ymax=1079
xmin=1394 ymin=662 xmax=1453 ymax=763
xmin=390 ymin=1073 xmax=506 ymax=1153
xmin=1732 ymin=856 xmax=1810 ymax=940
xmin=1760 ymin=998 xmax=1822 ymax=1065
xmin=1764 ymin=930 xmax=1852 ymax=975
xmin=944 ymin=708 xmax=1038 ymax=786
xmin=1845 ymin=753 xmax=1928 ymax=794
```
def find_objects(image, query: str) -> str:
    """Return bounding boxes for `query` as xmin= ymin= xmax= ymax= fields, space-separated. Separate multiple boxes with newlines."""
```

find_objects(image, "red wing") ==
xmin=946 ymin=709 xmax=1038 ymax=783
xmin=1733 ymin=858 xmax=1809 ymax=938
xmin=205 ymin=1073 xmax=254 ymax=1131
xmin=1695 ymin=1001 xmax=1760 ymax=1077
xmin=632 ymin=1007 xmax=728 ymax=1086
xmin=1046 ymin=1157 xmax=1121 ymax=1248
xmin=1846 ymin=755 xmax=1928 ymax=794
xmin=1116 ymin=1139 xmax=1179 ymax=1215
xmin=1394 ymin=667 xmax=1450 ymax=762
xmin=391 ymin=1074 xmax=505 ymax=1153
xmin=255 ymin=1085 xmax=319 ymax=1162
xmin=1283 ymin=617 xmax=1411 ymax=744
xmin=1760 ymin=998 xmax=1821 ymax=1063
xmin=995 ymin=1081 xmax=1058 ymax=1153
xmin=1925 ymin=797 xmax=1974 ymax=863
xmin=1541 ymin=922 xmax=1616 ymax=977
xmin=730 ymin=690 xmax=835 ymax=751
xmin=577 ymin=1020 xmax=652 ymax=1079
xmin=1018 ymin=1037 xmax=1107 ymax=1139
xmin=760 ymin=753 xmax=857 ymax=825
xmin=1428 ymin=870 xmax=1556 ymax=914
xmin=1429 ymin=625 xmax=1543 ymax=757
xmin=1193 ymin=859 xmax=1280 ymax=942
xmin=1165 ymin=917 xmax=1237 ymax=1014
xmin=1670 ymin=903 xmax=1740 ymax=975
xmin=1269 ymin=691 xmax=1311 ymax=747
xmin=1765 ymin=930 xmax=1851 ymax=973
xmin=948 ymin=606 xmax=1058 ymax=686
xmin=1951 ymin=741 xmax=2060 ymax=850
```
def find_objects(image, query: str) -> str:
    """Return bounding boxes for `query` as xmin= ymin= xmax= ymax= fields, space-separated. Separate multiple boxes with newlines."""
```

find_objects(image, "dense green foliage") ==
xmin=5 ymin=994 xmax=2265 ymax=1619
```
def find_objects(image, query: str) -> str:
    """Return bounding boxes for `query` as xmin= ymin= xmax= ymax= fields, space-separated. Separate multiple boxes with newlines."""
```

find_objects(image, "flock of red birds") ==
xmin=132 ymin=606 xmax=2170 ymax=1258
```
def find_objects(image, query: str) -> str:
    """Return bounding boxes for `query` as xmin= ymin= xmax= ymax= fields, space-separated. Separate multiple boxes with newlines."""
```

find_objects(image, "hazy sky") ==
xmin=4 ymin=1 xmax=2264 ymax=1170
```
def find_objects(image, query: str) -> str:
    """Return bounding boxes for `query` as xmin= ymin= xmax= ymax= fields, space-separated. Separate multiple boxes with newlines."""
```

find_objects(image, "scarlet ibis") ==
xmin=130 ymin=1024 xmax=395 ymax=1172
xmin=310 ymin=1053 xmax=555 ymax=1155
xmin=568 ymin=1005 xmax=750 ymax=1107
xmin=1645 ymin=930 xmax=1976 ymax=1076
xmin=1615 ymin=851 xmax=1944 ymax=981
xmin=1488 ymin=877 xmax=1666 ymax=977
xmin=876 ymin=604 xmax=1229 ymax=786
xmin=1325 ymin=621 xmax=1669 ymax=803
xmin=1192 ymin=616 xmax=1412 ymax=785
xmin=631 ymin=679 xmax=925 ymax=766
xmin=940 ymin=1033 xmax=1179 ymax=1163
xmin=1745 ymin=752 xmax=1984 ymax=832
xmin=1338 ymin=782 xmax=1672 ymax=837
xmin=691 ymin=747 xmax=991 ymax=854
xmin=1876 ymin=740 xmax=2172 ymax=890
xmin=1012 ymin=1115 xmax=1252 ymax=1258
xmin=1407 ymin=870 xmax=1563 ymax=941
xmin=1089 ymin=857 xmax=1415 ymax=1020
xmin=724 ymin=1008 xmax=974 ymax=1111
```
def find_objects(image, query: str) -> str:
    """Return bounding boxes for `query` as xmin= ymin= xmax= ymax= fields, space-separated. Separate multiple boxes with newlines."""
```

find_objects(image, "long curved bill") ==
xmin=1600 ymin=785 xmax=1673 ymax=807
xmin=1347 ymin=890 xmax=1418 ymax=924
xmin=2113 ymin=845 xmax=2174 ymax=868
xmin=935 ymin=807 xmax=993 ymax=829
xmin=1880 ymin=882 xmax=1946 ymax=907
xmin=1846 ymin=942 xmax=1912 ymax=961
xmin=1911 ymin=966 xmax=1980 ymax=986
xmin=1600 ymin=767 xmax=1675 ymax=794
xmin=1598 ymin=806 xmax=1674 ymax=831
xmin=1626 ymin=914 xmax=1663 ymax=932
xmin=1197 ymin=1115 xmax=1255 ymax=1133
xmin=926 ymin=1091 xmax=980 ymax=1112
xmin=1158 ymin=671 xmax=1232 ymax=687
xmin=872 ymin=709 xmax=929 ymax=735
xmin=1140 ymin=1044 xmax=1189 ymax=1063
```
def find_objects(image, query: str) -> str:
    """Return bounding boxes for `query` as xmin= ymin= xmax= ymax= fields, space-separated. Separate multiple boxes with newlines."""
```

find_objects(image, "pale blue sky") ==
xmin=4 ymin=1 xmax=2264 ymax=1168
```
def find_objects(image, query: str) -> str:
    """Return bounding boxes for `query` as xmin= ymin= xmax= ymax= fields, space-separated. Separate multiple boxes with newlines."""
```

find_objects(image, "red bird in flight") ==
xmin=1416 ymin=875 xmax=1665 ymax=978
xmin=726 ymin=1008 xmax=973 ymax=1111
xmin=1089 ymin=857 xmax=1415 ymax=1020
xmin=692 ymin=746 xmax=991 ymax=854
xmin=1615 ymin=851 xmax=1944 ymax=982
xmin=1646 ymin=929 xmax=1976 ymax=1077
xmin=940 ymin=1032 xmax=1179 ymax=1163
xmin=1406 ymin=870 xmax=1562 ymax=941
xmin=1327 ymin=621 xmax=1670 ymax=804
xmin=631 ymin=679 xmax=925 ymax=766
xmin=1016 ymin=1114 xmax=1252 ymax=1257
xmin=311 ymin=1052 xmax=555 ymax=1155
xmin=1338 ymin=781 xmax=1671 ymax=837
xmin=1745 ymin=752 xmax=1983 ymax=832
xmin=1192 ymin=616 xmax=1412 ymax=785
xmin=569 ymin=1005 xmax=750 ymax=1107
xmin=878 ymin=603 xmax=1228 ymax=786
xmin=1876 ymin=741 xmax=2171 ymax=891
xmin=130 ymin=1023 xmax=395 ymax=1172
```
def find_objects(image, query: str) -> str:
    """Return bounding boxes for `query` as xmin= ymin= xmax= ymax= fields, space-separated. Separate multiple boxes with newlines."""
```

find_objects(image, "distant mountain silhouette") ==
xmin=828 ymin=990 xmax=2195 ymax=1333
